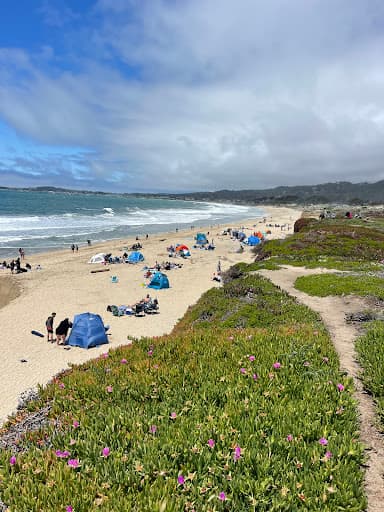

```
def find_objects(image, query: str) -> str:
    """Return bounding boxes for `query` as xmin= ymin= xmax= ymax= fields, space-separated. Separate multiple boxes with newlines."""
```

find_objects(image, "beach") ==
xmin=0 ymin=206 xmax=301 ymax=425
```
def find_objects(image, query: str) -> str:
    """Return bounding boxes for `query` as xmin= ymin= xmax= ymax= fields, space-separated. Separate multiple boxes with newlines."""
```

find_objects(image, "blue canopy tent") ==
xmin=148 ymin=272 xmax=170 ymax=290
xmin=67 ymin=313 xmax=109 ymax=349
xmin=247 ymin=235 xmax=260 ymax=246
xmin=127 ymin=251 xmax=144 ymax=263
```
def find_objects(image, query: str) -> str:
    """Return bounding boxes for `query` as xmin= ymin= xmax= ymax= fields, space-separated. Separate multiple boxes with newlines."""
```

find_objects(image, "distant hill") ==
xmin=1 ymin=180 xmax=383 ymax=205
xmin=158 ymin=180 xmax=384 ymax=205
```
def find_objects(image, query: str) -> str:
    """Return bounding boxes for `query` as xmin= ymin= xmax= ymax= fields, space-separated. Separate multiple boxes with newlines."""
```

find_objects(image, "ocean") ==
xmin=0 ymin=189 xmax=265 ymax=259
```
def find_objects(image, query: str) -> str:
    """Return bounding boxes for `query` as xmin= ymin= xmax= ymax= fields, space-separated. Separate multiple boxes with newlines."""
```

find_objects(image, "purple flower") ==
xmin=101 ymin=352 xmax=108 ymax=359
xmin=102 ymin=447 xmax=110 ymax=457
xmin=177 ymin=474 xmax=185 ymax=485
xmin=66 ymin=507 xmax=73 ymax=512
xmin=219 ymin=492 xmax=226 ymax=501
xmin=252 ymin=373 xmax=259 ymax=381
xmin=249 ymin=355 xmax=255 ymax=362
xmin=207 ymin=439 xmax=215 ymax=448
xmin=233 ymin=445 xmax=241 ymax=462
xmin=72 ymin=420 xmax=80 ymax=428
xmin=319 ymin=437 xmax=328 ymax=446
xmin=67 ymin=459 xmax=80 ymax=468
xmin=120 ymin=358 xmax=128 ymax=364
xmin=106 ymin=385 xmax=113 ymax=393
xmin=337 ymin=383 xmax=345 ymax=392
xmin=9 ymin=455 xmax=16 ymax=466
xmin=273 ymin=362 xmax=281 ymax=369
xmin=325 ymin=451 xmax=333 ymax=459
xmin=147 ymin=350 xmax=153 ymax=357
xmin=240 ymin=368 xmax=246 ymax=374
xmin=58 ymin=382 xmax=65 ymax=389
xmin=150 ymin=425 xmax=157 ymax=434
xmin=286 ymin=434 xmax=293 ymax=442
xmin=170 ymin=412 xmax=177 ymax=419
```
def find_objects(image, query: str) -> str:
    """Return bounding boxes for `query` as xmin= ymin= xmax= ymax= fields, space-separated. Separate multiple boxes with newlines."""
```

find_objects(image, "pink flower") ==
xmin=303 ymin=361 xmax=310 ymax=367
xmin=219 ymin=492 xmax=226 ymax=501
xmin=55 ymin=450 xmax=70 ymax=458
xmin=69 ymin=439 xmax=76 ymax=445
xmin=233 ymin=445 xmax=241 ymax=462
xmin=337 ymin=383 xmax=345 ymax=392
xmin=252 ymin=373 xmax=259 ymax=381
xmin=319 ymin=438 xmax=328 ymax=446
xmin=72 ymin=420 xmax=80 ymax=428
xmin=9 ymin=455 xmax=16 ymax=466
xmin=177 ymin=474 xmax=185 ymax=485
xmin=325 ymin=451 xmax=333 ymax=459
xmin=67 ymin=459 xmax=80 ymax=468
xmin=322 ymin=357 xmax=329 ymax=364
xmin=102 ymin=447 xmax=110 ymax=457
xmin=101 ymin=352 xmax=109 ymax=359
xmin=170 ymin=412 xmax=177 ymax=419
xmin=150 ymin=425 xmax=157 ymax=434
xmin=273 ymin=362 xmax=281 ymax=369
xmin=106 ymin=386 xmax=113 ymax=393
xmin=120 ymin=358 xmax=128 ymax=364
xmin=147 ymin=350 xmax=153 ymax=357
xmin=207 ymin=439 xmax=215 ymax=448
xmin=228 ymin=336 xmax=234 ymax=341
xmin=240 ymin=368 xmax=246 ymax=374
xmin=66 ymin=507 xmax=73 ymax=512
xmin=58 ymin=382 xmax=65 ymax=389
xmin=249 ymin=355 xmax=255 ymax=362
xmin=153 ymin=364 xmax=159 ymax=370
xmin=286 ymin=434 xmax=293 ymax=442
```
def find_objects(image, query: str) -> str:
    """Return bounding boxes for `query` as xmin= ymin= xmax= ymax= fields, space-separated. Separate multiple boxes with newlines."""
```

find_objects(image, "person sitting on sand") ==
xmin=55 ymin=318 xmax=73 ymax=345
xmin=46 ymin=313 xmax=56 ymax=342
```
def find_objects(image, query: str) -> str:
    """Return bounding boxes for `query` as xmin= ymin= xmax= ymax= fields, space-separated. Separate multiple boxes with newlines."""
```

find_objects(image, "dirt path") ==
xmin=259 ymin=266 xmax=384 ymax=512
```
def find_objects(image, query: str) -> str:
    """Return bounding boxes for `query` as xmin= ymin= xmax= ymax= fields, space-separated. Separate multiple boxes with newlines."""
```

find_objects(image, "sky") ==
xmin=0 ymin=0 xmax=384 ymax=193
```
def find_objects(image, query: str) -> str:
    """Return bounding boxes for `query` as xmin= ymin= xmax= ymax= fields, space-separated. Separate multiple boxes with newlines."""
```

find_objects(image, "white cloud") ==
xmin=0 ymin=0 xmax=384 ymax=191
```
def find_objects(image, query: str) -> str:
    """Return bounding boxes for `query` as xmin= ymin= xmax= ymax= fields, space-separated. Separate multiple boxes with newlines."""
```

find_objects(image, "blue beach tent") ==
xmin=148 ymin=272 xmax=169 ymax=290
xmin=247 ymin=235 xmax=260 ymax=246
xmin=195 ymin=233 xmax=208 ymax=245
xmin=67 ymin=313 xmax=109 ymax=349
xmin=127 ymin=251 xmax=144 ymax=263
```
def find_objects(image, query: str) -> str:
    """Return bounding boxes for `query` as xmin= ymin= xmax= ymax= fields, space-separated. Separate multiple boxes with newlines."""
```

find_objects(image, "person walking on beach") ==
xmin=46 ymin=312 xmax=56 ymax=342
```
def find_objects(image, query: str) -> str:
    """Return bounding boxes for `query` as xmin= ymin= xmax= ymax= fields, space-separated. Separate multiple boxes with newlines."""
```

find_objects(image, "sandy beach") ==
xmin=0 ymin=206 xmax=301 ymax=425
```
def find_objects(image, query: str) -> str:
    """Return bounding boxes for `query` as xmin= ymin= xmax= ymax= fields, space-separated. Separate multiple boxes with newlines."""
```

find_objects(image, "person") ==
xmin=46 ymin=313 xmax=56 ymax=342
xmin=217 ymin=260 xmax=222 ymax=274
xmin=55 ymin=318 xmax=73 ymax=345
xmin=75 ymin=245 xmax=79 ymax=252
xmin=71 ymin=244 xmax=75 ymax=253
xmin=87 ymin=239 xmax=91 ymax=246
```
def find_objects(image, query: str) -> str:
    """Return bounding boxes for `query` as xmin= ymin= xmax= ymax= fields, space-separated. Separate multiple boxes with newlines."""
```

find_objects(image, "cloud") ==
xmin=0 ymin=0 xmax=384 ymax=191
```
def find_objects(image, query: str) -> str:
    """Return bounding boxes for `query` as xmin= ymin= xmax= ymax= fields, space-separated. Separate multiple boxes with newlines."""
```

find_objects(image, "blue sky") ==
xmin=0 ymin=0 xmax=384 ymax=192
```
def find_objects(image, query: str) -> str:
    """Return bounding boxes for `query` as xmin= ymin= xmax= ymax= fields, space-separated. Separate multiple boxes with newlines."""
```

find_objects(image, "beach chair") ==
xmin=110 ymin=305 xmax=124 ymax=317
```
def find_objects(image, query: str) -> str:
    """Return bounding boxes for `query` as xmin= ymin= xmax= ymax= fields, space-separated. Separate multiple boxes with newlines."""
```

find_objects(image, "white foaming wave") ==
xmin=103 ymin=207 xmax=114 ymax=215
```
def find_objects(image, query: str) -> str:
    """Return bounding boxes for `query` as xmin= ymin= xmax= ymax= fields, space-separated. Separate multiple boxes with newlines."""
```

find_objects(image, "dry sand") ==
xmin=0 ymin=206 xmax=301 ymax=425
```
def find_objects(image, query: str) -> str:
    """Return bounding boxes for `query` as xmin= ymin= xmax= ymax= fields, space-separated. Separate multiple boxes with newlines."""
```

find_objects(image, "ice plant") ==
xmin=55 ymin=450 xmax=70 ymax=458
xmin=72 ymin=420 xmax=79 ymax=428
xmin=337 ymin=383 xmax=345 ymax=392
xmin=147 ymin=350 xmax=153 ymax=357
xmin=102 ymin=447 xmax=110 ymax=457
xmin=325 ymin=451 xmax=333 ymax=459
xmin=68 ymin=459 xmax=80 ymax=468
xmin=170 ymin=412 xmax=177 ymax=419
xmin=252 ymin=373 xmax=259 ymax=381
xmin=150 ymin=425 xmax=157 ymax=434
xmin=66 ymin=507 xmax=73 ymax=512
xmin=249 ymin=355 xmax=255 ymax=362
xmin=286 ymin=434 xmax=293 ymax=442
xmin=240 ymin=367 xmax=246 ymax=374
xmin=319 ymin=438 xmax=328 ymax=446
xmin=120 ymin=358 xmax=128 ymax=364
xmin=101 ymin=353 xmax=108 ymax=359
xmin=273 ymin=362 xmax=281 ymax=369
xmin=106 ymin=386 xmax=113 ymax=393
xmin=9 ymin=455 xmax=16 ymax=466
xmin=177 ymin=474 xmax=185 ymax=485
xmin=58 ymin=382 xmax=65 ymax=389
xmin=207 ymin=439 xmax=215 ymax=448
xmin=218 ymin=492 xmax=226 ymax=501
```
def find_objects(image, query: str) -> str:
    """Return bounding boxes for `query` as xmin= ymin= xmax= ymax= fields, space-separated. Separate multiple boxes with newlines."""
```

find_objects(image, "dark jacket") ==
xmin=55 ymin=318 xmax=73 ymax=336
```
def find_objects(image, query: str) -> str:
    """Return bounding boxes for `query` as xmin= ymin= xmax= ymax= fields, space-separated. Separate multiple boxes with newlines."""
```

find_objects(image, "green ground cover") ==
xmin=294 ymin=273 xmax=384 ymax=300
xmin=0 ymin=274 xmax=366 ymax=511
xmin=356 ymin=322 xmax=384 ymax=428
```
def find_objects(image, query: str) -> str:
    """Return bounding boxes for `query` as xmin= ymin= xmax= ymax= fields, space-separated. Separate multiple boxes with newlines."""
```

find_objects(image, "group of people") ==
xmin=45 ymin=313 xmax=72 ymax=345
xmin=1 ymin=257 xmax=32 ymax=273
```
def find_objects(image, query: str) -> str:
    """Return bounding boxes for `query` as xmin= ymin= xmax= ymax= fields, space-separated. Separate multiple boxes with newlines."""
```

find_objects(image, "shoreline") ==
xmin=0 ymin=206 xmax=301 ymax=425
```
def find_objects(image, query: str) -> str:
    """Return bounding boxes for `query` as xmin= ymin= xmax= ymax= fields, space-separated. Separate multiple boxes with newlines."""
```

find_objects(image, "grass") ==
xmin=0 ymin=273 xmax=366 ymax=511
xmin=294 ymin=273 xmax=384 ymax=300
xmin=355 ymin=322 xmax=384 ymax=429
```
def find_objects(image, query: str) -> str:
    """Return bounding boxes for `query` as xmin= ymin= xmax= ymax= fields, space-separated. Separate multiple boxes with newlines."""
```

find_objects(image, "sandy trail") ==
xmin=260 ymin=266 xmax=384 ymax=512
